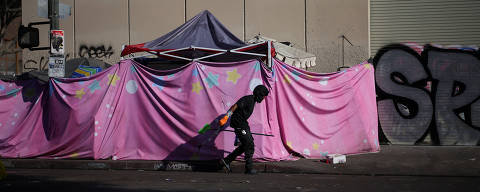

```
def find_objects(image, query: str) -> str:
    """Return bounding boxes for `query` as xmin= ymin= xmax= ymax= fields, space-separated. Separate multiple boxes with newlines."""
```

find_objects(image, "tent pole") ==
xmin=158 ymin=52 xmax=192 ymax=61
xmin=195 ymin=51 xmax=227 ymax=61
xmin=121 ymin=45 xmax=125 ymax=60
xmin=191 ymin=46 xmax=227 ymax=52
xmin=162 ymin=47 xmax=191 ymax=53
xmin=268 ymin=41 xmax=272 ymax=68
xmin=229 ymin=50 xmax=266 ymax=57
xmin=231 ymin=42 xmax=267 ymax=51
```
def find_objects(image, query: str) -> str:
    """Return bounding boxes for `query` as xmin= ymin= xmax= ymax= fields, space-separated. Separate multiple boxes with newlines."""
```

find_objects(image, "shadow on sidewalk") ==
xmin=162 ymin=130 xmax=227 ymax=172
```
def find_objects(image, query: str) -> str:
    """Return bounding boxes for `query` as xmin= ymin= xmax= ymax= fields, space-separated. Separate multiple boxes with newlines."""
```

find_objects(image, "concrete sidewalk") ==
xmin=2 ymin=146 xmax=479 ymax=176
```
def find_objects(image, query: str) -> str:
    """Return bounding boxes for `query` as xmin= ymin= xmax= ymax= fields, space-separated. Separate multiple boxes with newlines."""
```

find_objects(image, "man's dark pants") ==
xmin=223 ymin=125 xmax=255 ymax=172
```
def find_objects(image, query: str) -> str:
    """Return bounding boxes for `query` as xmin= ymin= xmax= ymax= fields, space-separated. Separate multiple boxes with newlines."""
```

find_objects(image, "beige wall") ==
xmin=20 ymin=0 xmax=369 ymax=74
xmin=246 ymin=0 xmax=305 ymax=50
xmin=187 ymin=0 xmax=244 ymax=41
xmin=22 ymin=0 xmax=61 ymax=71
xmin=75 ymin=0 xmax=129 ymax=65
xmin=130 ymin=0 xmax=185 ymax=45
xmin=306 ymin=0 xmax=370 ymax=73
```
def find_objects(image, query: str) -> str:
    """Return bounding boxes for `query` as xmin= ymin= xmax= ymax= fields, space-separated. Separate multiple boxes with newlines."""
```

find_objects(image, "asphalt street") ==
xmin=1 ymin=169 xmax=479 ymax=192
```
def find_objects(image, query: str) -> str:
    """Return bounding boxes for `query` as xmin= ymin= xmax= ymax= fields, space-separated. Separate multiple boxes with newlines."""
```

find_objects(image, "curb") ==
xmin=2 ymin=146 xmax=480 ymax=176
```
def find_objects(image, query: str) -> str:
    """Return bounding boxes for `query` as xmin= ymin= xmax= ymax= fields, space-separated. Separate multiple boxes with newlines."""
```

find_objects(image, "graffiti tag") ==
xmin=24 ymin=53 xmax=71 ymax=71
xmin=373 ymin=44 xmax=480 ymax=145
xmin=79 ymin=45 xmax=114 ymax=59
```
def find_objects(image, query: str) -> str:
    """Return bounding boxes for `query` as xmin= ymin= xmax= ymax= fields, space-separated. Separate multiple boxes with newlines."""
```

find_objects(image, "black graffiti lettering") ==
xmin=24 ymin=54 xmax=71 ymax=71
xmin=428 ymin=50 xmax=480 ymax=145
xmin=374 ymin=44 xmax=480 ymax=145
xmin=24 ymin=56 xmax=48 ymax=71
xmin=375 ymin=47 xmax=433 ymax=145
xmin=79 ymin=45 xmax=114 ymax=59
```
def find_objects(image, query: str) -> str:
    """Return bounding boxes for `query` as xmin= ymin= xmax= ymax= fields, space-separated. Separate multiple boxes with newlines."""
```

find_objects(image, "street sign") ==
xmin=50 ymin=30 xmax=64 ymax=55
xmin=48 ymin=56 xmax=65 ymax=78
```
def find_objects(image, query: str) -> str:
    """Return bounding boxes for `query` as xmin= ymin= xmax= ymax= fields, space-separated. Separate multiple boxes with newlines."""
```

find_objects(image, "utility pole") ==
xmin=49 ymin=0 xmax=59 ymax=30
xmin=19 ymin=0 xmax=68 ymax=76
xmin=48 ymin=0 xmax=65 ymax=78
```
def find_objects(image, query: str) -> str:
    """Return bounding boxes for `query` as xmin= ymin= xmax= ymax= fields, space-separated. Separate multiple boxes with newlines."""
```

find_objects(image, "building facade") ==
xmin=13 ymin=0 xmax=370 ymax=74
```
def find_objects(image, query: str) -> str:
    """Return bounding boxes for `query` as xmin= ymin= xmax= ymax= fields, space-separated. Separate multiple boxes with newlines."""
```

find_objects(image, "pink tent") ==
xmin=0 ymin=58 xmax=378 ymax=160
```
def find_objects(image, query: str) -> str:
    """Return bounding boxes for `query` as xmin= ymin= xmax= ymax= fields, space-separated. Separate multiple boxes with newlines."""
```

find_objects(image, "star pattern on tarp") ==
xmin=226 ymin=69 xmax=241 ymax=84
xmin=364 ymin=64 xmax=371 ymax=70
xmin=75 ymin=88 xmax=86 ymax=99
xmin=130 ymin=65 xmax=137 ymax=73
xmin=253 ymin=61 xmax=261 ymax=72
xmin=126 ymin=80 xmax=139 ymax=94
xmin=204 ymin=72 xmax=219 ymax=88
xmin=291 ymin=70 xmax=301 ymax=81
xmin=152 ymin=76 xmax=166 ymax=91
xmin=283 ymin=74 xmax=291 ymax=84
xmin=69 ymin=153 xmax=79 ymax=158
xmin=192 ymin=81 xmax=204 ymax=94
xmin=88 ymin=80 xmax=101 ymax=93
xmin=192 ymin=68 xmax=199 ymax=77
xmin=108 ymin=74 xmax=120 ymax=86
xmin=320 ymin=151 xmax=329 ymax=157
xmin=6 ymin=88 xmax=19 ymax=97
xmin=303 ymin=149 xmax=311 ymax=156
xmin=319 ymin=77 xmax=329 ymax=86
xmin=286 ymin=141 xmax=293 ymax=149
xmin=312 ymin=142 xmax=319 ymax=150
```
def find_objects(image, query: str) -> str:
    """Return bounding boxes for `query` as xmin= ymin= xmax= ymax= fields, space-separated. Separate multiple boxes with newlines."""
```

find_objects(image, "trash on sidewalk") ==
xmin=326 ymin=154 xmax=346 ymax=164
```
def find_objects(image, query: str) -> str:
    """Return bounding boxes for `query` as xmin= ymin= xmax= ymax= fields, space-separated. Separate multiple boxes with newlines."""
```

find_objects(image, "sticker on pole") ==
xmin=51 ymin=30 xmax=64 ymax=55
xmin=48 ymin=56 xmax=65 ymax=78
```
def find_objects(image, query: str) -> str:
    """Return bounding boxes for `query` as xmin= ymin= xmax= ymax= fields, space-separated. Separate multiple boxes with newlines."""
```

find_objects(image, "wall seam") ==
xmin=128 ymin=0 xmax=131 ymax=45
xmin=304 ymin=0 xmax=307 ymax=52
xmin=367 ymin=0 xmax=370 ymax=58
xmin=73 ymin=0 xmax=76 ymax=57
xmin=243 ymin=0 xmax=246 ymax=41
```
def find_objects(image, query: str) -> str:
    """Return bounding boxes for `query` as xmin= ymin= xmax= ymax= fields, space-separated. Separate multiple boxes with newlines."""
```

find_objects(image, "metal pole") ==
xmin=267 ymin=41 xmax=272 ymax=68
xmin=215 ymin=129 xmax=274 ymax=137
xmin=342 ymin=35 xmax=344 ymax=68
xmin=48 ymin=0 xmax=62 ymax=77
xmin=49 ymin=0 xmax=59 ymax=30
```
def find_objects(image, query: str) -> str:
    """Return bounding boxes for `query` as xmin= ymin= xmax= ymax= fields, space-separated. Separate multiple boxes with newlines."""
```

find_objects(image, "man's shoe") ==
xmin=244 ymin=169 xmax=257 ymax=175
xmin=220 ymin=159 xmax=231 ymax=173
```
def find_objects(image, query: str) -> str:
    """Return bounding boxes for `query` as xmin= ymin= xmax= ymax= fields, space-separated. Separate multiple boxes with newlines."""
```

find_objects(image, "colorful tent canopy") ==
xmin=0 ymin=58 xmax=378 ymax=160
xmin=121 ymin=10 xmax=270 ymax=63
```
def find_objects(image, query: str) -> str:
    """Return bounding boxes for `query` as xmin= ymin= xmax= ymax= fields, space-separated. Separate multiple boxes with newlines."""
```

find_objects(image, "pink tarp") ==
xmin=0 ymin=59 xmax=378 ymax=160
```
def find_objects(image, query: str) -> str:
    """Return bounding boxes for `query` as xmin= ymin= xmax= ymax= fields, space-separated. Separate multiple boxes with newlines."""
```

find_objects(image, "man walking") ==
xmin=220 ymin=85 xmax=269 ymax=174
